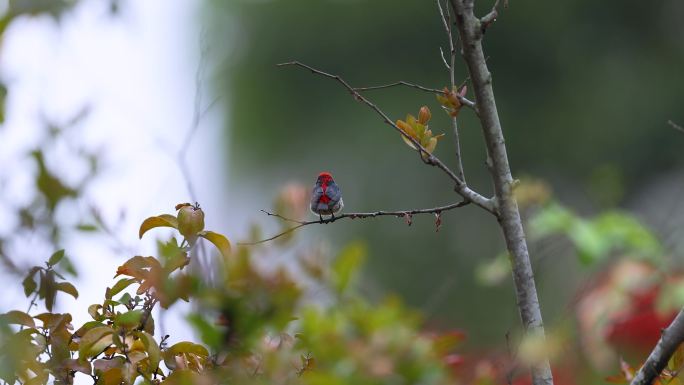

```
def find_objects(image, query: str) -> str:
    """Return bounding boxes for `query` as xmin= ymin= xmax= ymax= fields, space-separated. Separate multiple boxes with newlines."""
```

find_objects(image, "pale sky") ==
xmin=0 ymin=0 xmax=230 ymax=346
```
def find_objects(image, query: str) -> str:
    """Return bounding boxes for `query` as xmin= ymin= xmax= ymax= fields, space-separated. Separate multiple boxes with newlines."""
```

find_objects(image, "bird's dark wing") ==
xmin=325 ymin=182 xmax=342 ymax=205
xmin=311 ymin=185 xmax=324 ymax=205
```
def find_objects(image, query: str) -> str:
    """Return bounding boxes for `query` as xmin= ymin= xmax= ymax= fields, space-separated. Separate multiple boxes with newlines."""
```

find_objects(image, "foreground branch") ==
xmin=630 ymin=308 xmax=684 ymax=385
xmin=239 ymin=201 xmax=470 ymax=245
xmin=449 ymin=1 xmax=554 ymax=384
xmin=277 ymin=61 xmax=495 ymax=214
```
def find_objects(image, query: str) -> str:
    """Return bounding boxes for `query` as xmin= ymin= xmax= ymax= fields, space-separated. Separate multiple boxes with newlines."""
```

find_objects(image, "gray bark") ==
xmin=449 ymin=1 xmax=554 ymax=384
xmin=630 ymin=308 xmax=684 ymax=385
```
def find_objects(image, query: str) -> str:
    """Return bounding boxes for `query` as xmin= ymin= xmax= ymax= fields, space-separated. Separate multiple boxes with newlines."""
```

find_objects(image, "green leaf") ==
xmin=48 ymin=249 xmax=65 ymax=266
xmin=198 ymin=231 xmax=231 ymax=259
xmin=569 ymin=221 xmax=608 ymax=264
xmin=187 ymin=314 xmax=222 ymax=350
xmin=22 ymin=266 xmax=41 ymax=297
xmin=56 ymin=281 xmax=78 ymax=299
xmin=114 ymin=310 xmax=142 ymax=329
xmin=39 ymin=270 xmax=57 ymax=312
xmin=106 ymin=278 xmax=137 ymax=300
xmin=76 ymin=223 xmax=98 ymax=232
xmin=137 ymin=331 xmax=161 ymax=371
xmin=332 ymin=242 xmax=366 ymax=294
xmin=0 ymin=310 xmax=36 ymax=328
xmin=138 ymin=214 xmax=178 ymax=239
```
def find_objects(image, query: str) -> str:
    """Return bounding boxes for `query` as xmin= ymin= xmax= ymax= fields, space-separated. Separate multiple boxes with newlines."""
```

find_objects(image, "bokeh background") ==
xmin=1 ymin=0 xmax=683 ymax=383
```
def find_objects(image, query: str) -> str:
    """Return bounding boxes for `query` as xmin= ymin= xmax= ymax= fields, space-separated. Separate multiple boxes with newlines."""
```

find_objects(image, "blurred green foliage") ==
xmin=0 ymin=206 xmax=463 ymax=385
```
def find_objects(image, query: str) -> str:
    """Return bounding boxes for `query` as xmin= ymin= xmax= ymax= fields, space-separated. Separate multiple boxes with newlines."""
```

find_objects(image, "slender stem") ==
xmin=449 ymin=1 xmax=553 ymax=385
xmin=630 ymin=308 xmax=684 ymax=385
xmin=239 ymin=201 xmax=470 ymax=245
xmin=438 ymin=0 xmax=467 ymax=183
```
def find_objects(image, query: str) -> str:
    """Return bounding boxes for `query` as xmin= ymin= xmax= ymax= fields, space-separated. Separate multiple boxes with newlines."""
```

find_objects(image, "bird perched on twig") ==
xmin=310 ymin=172 xmax=343 ymax=222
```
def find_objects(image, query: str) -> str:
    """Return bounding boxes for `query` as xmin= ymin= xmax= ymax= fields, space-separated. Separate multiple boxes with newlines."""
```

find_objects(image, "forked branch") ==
xmin=277 ymin=61 xmax=495 ymax=214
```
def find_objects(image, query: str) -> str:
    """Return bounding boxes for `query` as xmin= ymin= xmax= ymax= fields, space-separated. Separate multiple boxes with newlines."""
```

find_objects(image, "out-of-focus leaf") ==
xmin=198 ymin=230 xmax=231 ymax=259
xmin=138 ymin=214 xmax=178 ymax=239
xmin=332 ymin=242 xmax=366 ymax=294
xmin=48 ymin=249 xmax=65 ymax=266
xmin=96 ymin=367 xmax=123 ymax=385
xmin=476 ymin=252 xmax=510 ymax=286
xmin=76 ymin=223 xmax=98 ymax=232
xmin=528 ymin=202 xmax=574 ymax=239
xmin=22 ymin=267 xmax=41 ymax=297
xmin=55 ymin=281 xmax=78 ymax=299
xmin=432 ymin=330 xmax=467 ymax=356
xmin=0 ymin=310 xmax=36 ymax=328
xmin=669 ymin=342 xmax=684 ymax=372
xmin=79 ymin=326 xmax=114 ymax=358
xmin=39 ymin=270 xmax=57 ymax=312
xmin=137 ymin=331 xmax=161 ymax=371
xmin=163 ymin=369 xmax=203 ymax=385
xmin=187 ymin=314 xmax=222 ymax=350
xmin=31 ymin=150 xmax=77 ymax=212
xmin=114 ymin=310 xmax=142 ymax=329
xmin=165 ymin=341 xmax=209 ymax=357
xmin=88 ymin=304 xmax=103 ymax=321
xmin=65 ymin=359 xmax=92 ymax=375
xmin=569 ymin=221 xmax=608 ymax=265
xmin=106 ymin=278 xmax=137 ymax=300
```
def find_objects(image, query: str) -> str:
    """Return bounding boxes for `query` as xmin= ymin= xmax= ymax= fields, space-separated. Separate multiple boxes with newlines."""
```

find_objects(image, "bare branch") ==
xmin=277 ymin=61 xmax=495 ymax=214
xmin=437 ymin=0 xmax=467 ymax=183
xmin=176 ymin=31 xmax=221 ymax=202
xmin=354 ymin=81 xmax=443 ymax=94
xmin=630 ymin=308 xmax=684 ymax=385
xmin=239 ymin=201 xmax=471 ymax=245
xmin=450 ymin=0 xmax=553 ymax=384
xmin=668 ymin=120 xmax=684 ymax=134
xmin=353 ymin=80 xmax=477 ymax=111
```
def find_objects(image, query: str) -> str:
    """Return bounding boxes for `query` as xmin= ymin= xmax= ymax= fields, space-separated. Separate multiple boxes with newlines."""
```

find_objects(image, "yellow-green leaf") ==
xmin=79 ymin=326 xmax=114 ymax=359
xmin=166 ymin=341 xmax=209 ymax=357
xmin=56 ymin=281 xmax=79 ymax=299
xmin=114 ymin=310 xmax=142 ymax=329
xmin=137 ymin=331 xmax=161 ymax=371
xmin=138 ymin=214 xmax=178 ymax=239
xmin=48 ymin=249 xmax=65 ymax=266
xmin=198 ymin=231 xmax=231 ymax=259
xmin=106 ymin=278 xmax=137 ymax=300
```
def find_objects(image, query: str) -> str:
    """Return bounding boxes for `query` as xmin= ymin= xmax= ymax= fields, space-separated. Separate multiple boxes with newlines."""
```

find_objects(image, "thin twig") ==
xmin=668 ymin=120 xmax=684 ymax=134
xmin=137 ymin=297 xmax=159 ymax=332
xmin=437 ymin=0 xmax=467 ymax=183
xmin=239 ymin=201 xmax=471 ymax=245
xmin=354 ymin=81 xmax=442 ymax=94
xmin=277 ymin=61 xmax=494 ymax=214
xmin=176 ymin=30 xmax=221 ymax=202
xmin=353 ymin=80 xmax=477 ymax=111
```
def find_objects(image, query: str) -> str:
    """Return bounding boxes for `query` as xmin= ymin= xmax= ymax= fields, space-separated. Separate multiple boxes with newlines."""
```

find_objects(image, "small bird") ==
xmin=310 ymin=172 xmax=344 ymax=221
